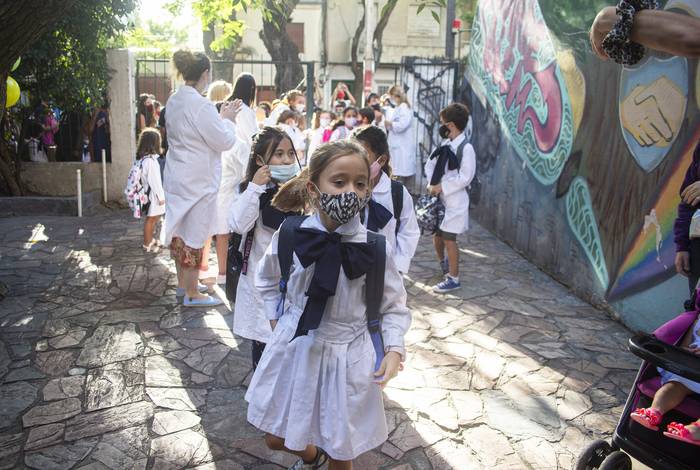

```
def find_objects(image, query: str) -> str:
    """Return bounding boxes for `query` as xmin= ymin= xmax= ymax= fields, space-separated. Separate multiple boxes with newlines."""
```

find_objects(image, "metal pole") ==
xmin=305 ymin=62 xmax=315 ymax=124
xmin=445 ymin=0 xmax=456 ymax=59
xmin=76 ymin=169 xmax=82 ymax=218
xmin=101 ymin=149 xmax=108 ymax=203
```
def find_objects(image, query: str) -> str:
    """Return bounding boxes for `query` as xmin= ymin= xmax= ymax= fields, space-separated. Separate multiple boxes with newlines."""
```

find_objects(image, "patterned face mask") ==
xmin=312 ymin=184 xmax=370 ymax=225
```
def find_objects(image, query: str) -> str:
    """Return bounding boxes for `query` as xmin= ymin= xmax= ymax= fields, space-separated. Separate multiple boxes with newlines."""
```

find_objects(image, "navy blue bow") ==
xmin=292 ymin=227 xmax=375 ymax=338
xmin=260 ymin=187 xmax=296 ymax=230
xmin=429 ymin=144 xmax=459 ymax=186
xmin=365 ymin=199 xmax=393 ymax=232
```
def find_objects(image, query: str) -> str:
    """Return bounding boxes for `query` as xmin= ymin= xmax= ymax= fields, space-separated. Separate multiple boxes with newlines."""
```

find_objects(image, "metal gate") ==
xmin=135 ymin=58 xmax=316 ymax=122
xmin=399 ymin=57 xmax=460 ymax=194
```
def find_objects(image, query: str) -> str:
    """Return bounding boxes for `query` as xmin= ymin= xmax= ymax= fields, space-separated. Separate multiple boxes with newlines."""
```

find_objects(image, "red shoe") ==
xmin=664 ymin=421 xmax=700 ymax=446
xmin=630 ymin=407 xmax=662 ymax=431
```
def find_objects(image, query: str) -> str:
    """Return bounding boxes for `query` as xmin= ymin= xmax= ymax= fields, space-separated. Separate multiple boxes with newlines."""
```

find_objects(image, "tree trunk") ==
xmin=350 ymin=2 xmax=366 ymax=100
xmin=374 ymin=0 xmax=399 ymax=64
xmin=0 ymin=138 xmax=22 ymax=196
xmin=259 ymin=0 xmax=303 ymax=95
xmin=349 ymin=0 xmax=399 ymax=97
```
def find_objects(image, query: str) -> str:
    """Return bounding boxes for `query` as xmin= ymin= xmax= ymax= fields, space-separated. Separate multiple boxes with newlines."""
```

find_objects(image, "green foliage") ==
xmin=456 ymin=0 xmax=477 ymax=27
xmin=123 ymin=18 xmax=189 ymax=58
xmin=538 ymin=0 xmax=609 ymax=51
xmin=13 ymin=0 xmax=137 ymax=113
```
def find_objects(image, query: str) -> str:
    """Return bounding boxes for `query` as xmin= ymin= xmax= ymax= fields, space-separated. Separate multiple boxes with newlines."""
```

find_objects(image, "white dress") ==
xmin=265 ymin=103 xmax=290 ymax=126
xmin=659 ymin=319 xmax=700 ymax=393
xmin=141 ymin=155 xmax=166 ymax=217
xmin=213 ymin=137 xmax=250 ymax=235
xmin=246 ymin=214 xmax=411 ymax=461
xmin=361 ymin=173 xmax=420 ymax=273
xmin=424 ymin=133 xmax=476 ymax=235
xmin=229 ymin=182 xmax=276 ymax=344
xmin=387 ymin=103 xmax=416 ymax=177
xmin=163 ymin=85 xmax=238 ymax=248
xmin=236 ymin=103 xmax=258 ymax=146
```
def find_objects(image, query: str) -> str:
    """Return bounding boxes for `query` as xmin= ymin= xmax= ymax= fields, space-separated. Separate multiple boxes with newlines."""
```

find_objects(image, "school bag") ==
xmin=124 ymin=157 xmax=152 ymax=219
xmin=390 ymin=179 xmax=404 ymax=235
xmin=277 ymin=216 xmax=387 ymax=373
xmin=454 ymin=140 xmax=481 ymax=206
xmin=415 ymin=195 xmax=445 ymax=235
xmin=225 ymin=232 xmax=247 ymax=303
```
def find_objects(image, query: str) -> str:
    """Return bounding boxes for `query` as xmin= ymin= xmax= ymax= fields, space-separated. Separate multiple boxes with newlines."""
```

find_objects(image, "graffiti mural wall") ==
xmin=465 ymin=0 xmax=700 ymax=331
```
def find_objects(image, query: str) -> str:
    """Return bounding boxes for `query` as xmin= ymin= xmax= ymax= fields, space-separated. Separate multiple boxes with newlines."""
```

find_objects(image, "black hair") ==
xmin=352 ymin=125 xmax=392 ymax=176
xmin=239 ymin=126 xmax=296 ymax=192
xmin=358 ymin=107 xmax=375 ymax=124
xmin=439 ymin=103 xmax=470 ymax=132
xmin=231 ymin=73 xmax=256 ymax=107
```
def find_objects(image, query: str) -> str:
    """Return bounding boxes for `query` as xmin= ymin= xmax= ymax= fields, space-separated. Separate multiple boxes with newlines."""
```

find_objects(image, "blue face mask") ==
xmin=269 ymin=163 xmax=300 ymax=183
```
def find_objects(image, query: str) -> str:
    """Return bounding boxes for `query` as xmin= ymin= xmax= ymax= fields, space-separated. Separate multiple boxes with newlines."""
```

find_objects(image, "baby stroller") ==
xmin=575 ymin=302 xmax=700 ymax=469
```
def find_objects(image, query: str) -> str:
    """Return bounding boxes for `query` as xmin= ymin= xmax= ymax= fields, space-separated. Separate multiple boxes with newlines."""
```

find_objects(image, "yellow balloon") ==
xmin=6 ymin=76 xmax=20 ymax=108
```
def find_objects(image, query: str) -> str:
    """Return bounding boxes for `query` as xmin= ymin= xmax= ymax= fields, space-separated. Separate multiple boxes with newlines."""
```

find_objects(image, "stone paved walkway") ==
xmin=0 ymin=210 xmax=641 ymax=469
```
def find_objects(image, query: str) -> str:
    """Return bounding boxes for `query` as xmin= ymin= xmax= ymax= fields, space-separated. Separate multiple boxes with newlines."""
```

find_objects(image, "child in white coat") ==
xmin=247 ymin=140 xmax=411 ymax=469
xmin=352 ymin=125 xmax=420 ymax=274
xmin=137 ymin=128 xmax=166 ymax=252
xmin=424 ymin=103 xmax=476 ymax=294
xmin=229 ymin=126 xmax=301 ymax=368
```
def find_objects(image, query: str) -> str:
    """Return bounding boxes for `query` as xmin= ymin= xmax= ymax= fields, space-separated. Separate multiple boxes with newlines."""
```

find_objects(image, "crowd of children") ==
xmin=124 ymin=48 xmax=481 ymax=469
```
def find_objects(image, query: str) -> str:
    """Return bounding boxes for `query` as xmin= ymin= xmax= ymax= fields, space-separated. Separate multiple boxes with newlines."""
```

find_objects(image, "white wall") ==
xmin=106 ymin=49 xmax=136 ymax=202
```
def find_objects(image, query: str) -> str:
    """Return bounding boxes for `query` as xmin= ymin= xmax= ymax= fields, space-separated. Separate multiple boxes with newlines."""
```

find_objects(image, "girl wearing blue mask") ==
xmin=246 ymin=141 xmax=411 ymax=469
xmin=229 ymin=126 xmax=302 ymax=368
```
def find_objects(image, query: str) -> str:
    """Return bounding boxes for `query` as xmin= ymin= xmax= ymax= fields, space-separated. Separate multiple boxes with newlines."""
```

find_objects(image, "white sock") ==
xmin=447 ymin=274 xmax=459 ymax=282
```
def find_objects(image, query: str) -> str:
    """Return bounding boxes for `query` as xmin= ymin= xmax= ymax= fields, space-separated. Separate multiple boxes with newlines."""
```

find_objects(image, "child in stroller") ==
xmin=631 ymin=315 xmax=700 ymax=444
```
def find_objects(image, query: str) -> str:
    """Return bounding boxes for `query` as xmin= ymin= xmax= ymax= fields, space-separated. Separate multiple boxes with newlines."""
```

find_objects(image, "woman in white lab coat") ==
xmin=231 ymin=73 xmax=259 ymax=146
xmin=385 ymin=85 xmax=416 ymax=191
xmin=163 ymin=49 xmax=241 ymax=307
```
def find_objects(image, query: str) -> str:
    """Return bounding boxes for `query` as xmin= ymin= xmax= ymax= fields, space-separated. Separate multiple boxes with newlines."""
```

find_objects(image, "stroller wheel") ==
xmin=574 ymin=439 xmax=612 ymax=470
xmin=599 ymin=451 xmax=632 ymax=470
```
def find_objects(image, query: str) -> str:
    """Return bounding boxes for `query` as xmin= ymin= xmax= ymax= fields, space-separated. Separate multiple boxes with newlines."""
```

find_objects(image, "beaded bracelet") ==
xmin=601 ymin=0 xmax=659 ymax=66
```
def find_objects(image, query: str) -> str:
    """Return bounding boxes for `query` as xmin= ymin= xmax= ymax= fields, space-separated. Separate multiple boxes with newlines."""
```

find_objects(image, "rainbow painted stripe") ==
xmin=608 ymin=128 xmax=700 ymax=300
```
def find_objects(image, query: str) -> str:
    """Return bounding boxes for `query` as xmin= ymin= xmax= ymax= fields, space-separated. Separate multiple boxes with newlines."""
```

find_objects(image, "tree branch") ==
xmin=350 ymin=1 xmax=366 ymax=96
xmin=374 ymin=0 xmax=399 ymax=64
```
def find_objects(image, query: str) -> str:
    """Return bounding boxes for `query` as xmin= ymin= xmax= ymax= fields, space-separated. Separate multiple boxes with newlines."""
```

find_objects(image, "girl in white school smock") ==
xmin=229 ymin=127 xmax=301 ymax=368
xmin=385 ymin=85 xmax=416 ymax=188
xmin=246 ymin=140 xmax=411 ymax=469
xmin=353 ymin=125 xmax=420 ymax=274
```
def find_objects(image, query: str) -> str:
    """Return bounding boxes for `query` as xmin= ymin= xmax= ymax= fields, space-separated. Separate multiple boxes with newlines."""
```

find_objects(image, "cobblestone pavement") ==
xmin=0 ymin=211 xmax=641 ymax=469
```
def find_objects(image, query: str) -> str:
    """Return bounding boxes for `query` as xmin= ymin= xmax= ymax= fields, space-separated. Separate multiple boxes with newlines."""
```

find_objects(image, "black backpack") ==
xmin=455 ymin=140 xmax=481 ymax=207
xmin=277 ymin=216 xmax=387 ymax=372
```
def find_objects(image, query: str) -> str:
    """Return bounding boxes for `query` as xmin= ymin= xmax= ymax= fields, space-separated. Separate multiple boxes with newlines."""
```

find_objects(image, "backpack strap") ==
xmin=390 ymin=180 xmax=404 ymax=236
xmin=455 ymin=139 xmax=468 ymax=165
xmin=277 ymin=215 xmax=308 ymax=297
xmin=366 ymin=231 xmax=386 ymax=373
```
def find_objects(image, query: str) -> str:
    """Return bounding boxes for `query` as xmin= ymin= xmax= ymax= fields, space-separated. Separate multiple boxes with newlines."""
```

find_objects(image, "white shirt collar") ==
xmin=448 ymin=132 xmax=466 ymax=153
xmin=305 ymin=211 xmax=363 ymax=237
xmin=372 ymin=172 xmax=391 ymax=195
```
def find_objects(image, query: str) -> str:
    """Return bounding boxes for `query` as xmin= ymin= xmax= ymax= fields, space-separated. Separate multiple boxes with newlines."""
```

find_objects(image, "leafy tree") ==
xmin=0 ymin=0 xmax=137 ymax=196
xmin=124 ymin=18 xmax=190 ymax=58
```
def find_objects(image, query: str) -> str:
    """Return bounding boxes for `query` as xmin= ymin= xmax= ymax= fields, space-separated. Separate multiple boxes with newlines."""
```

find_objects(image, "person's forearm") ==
xmin=631 ymin=10 xmax=700 ymax=58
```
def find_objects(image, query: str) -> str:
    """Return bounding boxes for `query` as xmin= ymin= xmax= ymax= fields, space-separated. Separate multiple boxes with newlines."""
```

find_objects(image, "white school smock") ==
xmin=236 ymin=103 xmax=258 ymax=146
xmin=280 ymin=124 xmax=307 ymax=163
xmin=265 ymin=103 xmax=290 ymax=126
xmin=307 ymin=127 xmax=326 ymax=159
xmin=213 ymin=136 xmax=250 ymax=235
xmin=423 ymin=132 xmax=476 ymax=235
xmin=163 ymin=85 xmax=238 ymax=248
xmin=229 ymin=182 xmax=276 ymax=344
xmin=361 ymin=172 xmax=420 ymax=273
xmin=246 ymin=213 xmax=411 ymax=461
xmin=141 ymin=155 xmax=166 ymax=217
xmin=387 ymin=103 xmax=416 ymax=177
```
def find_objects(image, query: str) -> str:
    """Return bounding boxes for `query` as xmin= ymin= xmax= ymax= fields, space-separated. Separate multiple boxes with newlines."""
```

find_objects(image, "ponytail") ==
xmin=273 ymin=167 xmax=310 ymax=213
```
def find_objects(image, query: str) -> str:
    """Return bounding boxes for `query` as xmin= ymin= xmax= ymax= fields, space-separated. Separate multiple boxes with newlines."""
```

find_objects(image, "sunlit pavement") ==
xmin=0 ymin=210 xmax=639 ymax=469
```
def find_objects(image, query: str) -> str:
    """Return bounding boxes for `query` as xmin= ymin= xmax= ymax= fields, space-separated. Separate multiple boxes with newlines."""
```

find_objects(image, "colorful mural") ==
xmin=468 ymin=0 xmax=575 ymax=186
xmin=466 ymin=0 xmax=700 ymax=331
